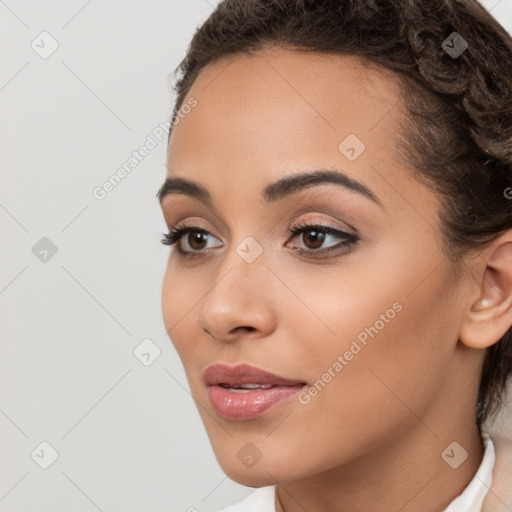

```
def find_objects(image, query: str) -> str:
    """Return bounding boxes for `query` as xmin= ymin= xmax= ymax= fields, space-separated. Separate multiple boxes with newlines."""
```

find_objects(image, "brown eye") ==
xmin=160 ymin=224 xmax=223 ymax=258
xmin=301 ymin=229 xmax=326 ymax=250
xmin=287 ymin=222 xmax=359 ymax=258
xmin=186 ymin=231 xmax=209 ymax=251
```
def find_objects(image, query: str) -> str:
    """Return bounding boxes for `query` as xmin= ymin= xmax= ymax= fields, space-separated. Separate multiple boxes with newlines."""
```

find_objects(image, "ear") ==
xmin=459 ymin=232 xmax=512 ymax=349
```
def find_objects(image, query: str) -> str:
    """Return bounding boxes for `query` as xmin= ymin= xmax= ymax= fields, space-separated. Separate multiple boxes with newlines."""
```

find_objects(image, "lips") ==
xmin=203 ymin=363 xmax=306 ymax=388
xmin=203 ymin=363 xmax=307 ymax=420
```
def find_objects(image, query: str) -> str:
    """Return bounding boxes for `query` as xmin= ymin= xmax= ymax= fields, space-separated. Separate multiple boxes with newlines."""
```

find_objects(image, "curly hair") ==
xmin=167 ymin=0 xmax=512 ymax=432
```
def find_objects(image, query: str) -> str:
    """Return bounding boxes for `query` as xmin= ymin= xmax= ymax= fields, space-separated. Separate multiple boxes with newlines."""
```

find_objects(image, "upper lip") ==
xmin=203 ymin=363 xmax=306 ymax=387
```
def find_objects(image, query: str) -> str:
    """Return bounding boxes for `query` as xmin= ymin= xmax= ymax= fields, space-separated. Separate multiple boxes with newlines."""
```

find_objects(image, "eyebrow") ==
xmin=156 ymin=169 xmax=383 ymax=208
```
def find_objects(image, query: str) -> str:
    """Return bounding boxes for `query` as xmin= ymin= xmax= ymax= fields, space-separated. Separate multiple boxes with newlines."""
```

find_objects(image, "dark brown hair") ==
xmin=167 ymin=0 xmax=512 ymax=431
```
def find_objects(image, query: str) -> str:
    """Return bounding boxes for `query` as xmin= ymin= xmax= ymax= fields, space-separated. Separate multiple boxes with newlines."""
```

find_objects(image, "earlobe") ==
xmin=459 ymin=237 xmax=512 ymax=349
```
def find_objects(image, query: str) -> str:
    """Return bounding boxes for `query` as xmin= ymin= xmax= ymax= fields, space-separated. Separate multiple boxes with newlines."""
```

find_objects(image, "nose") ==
xmin=195 ymin=247 xmax=278 ymax=343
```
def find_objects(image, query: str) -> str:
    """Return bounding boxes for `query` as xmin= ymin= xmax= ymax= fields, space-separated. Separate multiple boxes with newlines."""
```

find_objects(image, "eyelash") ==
xmin=160 ymin=219 xmax=359 ymax=260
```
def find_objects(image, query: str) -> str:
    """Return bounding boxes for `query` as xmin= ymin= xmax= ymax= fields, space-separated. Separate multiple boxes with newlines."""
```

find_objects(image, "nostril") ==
xmin=232 ymin=326 xmax=256 ymax=334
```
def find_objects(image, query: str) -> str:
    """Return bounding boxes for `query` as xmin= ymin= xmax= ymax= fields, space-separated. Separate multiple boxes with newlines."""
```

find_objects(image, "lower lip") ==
xmin=208 ymin=384 xmax=305 ymax=420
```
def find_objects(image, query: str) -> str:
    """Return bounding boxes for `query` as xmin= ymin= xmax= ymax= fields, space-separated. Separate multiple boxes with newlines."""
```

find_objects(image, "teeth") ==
xmin=221 ymin=383 xmax=274 ymax=391
xmin=239 ymin=383 xmax=272 ymax=389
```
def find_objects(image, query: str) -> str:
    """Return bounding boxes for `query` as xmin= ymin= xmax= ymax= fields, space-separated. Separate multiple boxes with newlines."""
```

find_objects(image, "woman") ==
xmin=157 ymin=1 xmax=512 ymax=510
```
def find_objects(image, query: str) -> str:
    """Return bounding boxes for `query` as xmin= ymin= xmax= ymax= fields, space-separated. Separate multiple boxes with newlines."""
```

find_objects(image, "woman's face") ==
xmin=159 ymin=47 xmax=479 ymax=486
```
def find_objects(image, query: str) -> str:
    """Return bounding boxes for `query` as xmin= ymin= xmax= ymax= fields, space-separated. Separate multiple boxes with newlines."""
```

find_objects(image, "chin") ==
xmin=225 ymin=469 xmax=277 ymax=488
xmin=212 ymin=446 xmax=303 ymax=487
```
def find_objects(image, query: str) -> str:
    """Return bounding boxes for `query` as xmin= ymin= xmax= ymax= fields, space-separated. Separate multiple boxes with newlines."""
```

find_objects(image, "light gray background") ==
xmin=1 ymin=1 xmax=511 ymax=511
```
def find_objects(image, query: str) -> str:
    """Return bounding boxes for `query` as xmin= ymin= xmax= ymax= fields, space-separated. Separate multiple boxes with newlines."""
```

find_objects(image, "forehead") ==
xmin=169 ymin=47 xmax=402 ymax=141
xmin=166 ymin=47 xmax=411 ymax=211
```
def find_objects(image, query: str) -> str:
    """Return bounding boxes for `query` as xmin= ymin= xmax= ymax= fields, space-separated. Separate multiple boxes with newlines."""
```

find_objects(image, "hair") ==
xmin=167 ymin=0 xmax=512 ymax=432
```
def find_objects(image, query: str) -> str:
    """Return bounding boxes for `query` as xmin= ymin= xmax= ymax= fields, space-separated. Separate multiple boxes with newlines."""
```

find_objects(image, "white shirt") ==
xmin=217 ymin=433 xmax=495 ymax=512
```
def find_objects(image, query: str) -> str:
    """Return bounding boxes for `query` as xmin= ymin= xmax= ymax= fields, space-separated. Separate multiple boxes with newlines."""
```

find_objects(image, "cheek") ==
xmin=161 ymin=263 xmax=200 ymax=362
xmin=304 ymin=258 xmax=452 ymax=380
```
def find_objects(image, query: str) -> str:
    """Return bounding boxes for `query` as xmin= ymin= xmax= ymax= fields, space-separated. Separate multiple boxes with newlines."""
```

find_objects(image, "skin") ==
xmin=158 ymin=47 xmax=512 ymax=512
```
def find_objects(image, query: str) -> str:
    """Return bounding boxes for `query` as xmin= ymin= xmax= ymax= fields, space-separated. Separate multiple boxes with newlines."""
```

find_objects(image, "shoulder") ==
xmin=216 ymin=485 xmax=276 ymax=512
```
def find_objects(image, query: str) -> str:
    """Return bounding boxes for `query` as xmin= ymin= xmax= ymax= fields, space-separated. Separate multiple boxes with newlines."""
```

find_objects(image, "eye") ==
xmin=160 ymin=221 xmax=222 ymax=259
xmin=286 ymin=219 xmax=359 ymax=257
